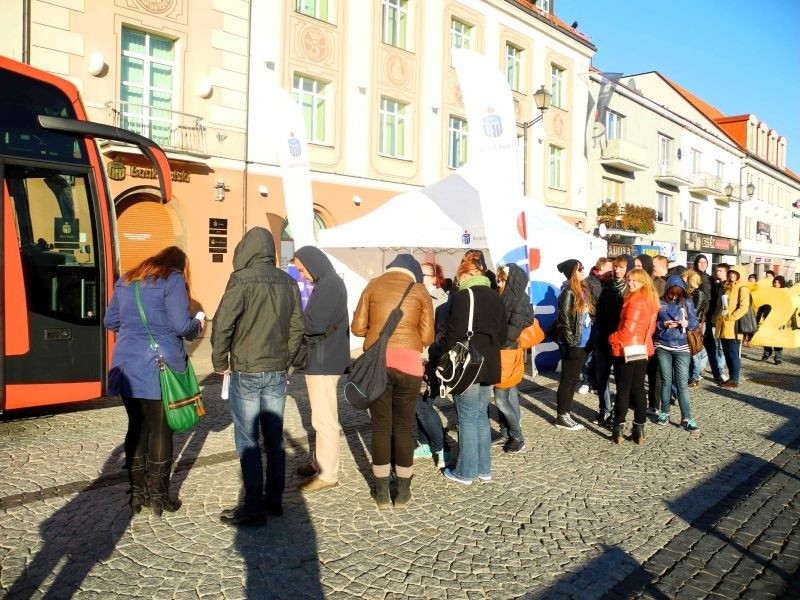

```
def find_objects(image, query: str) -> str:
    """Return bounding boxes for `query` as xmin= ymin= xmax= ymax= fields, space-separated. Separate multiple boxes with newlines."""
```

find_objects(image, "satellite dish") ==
xmin=598 ymin=223 xmax=608 ymax=237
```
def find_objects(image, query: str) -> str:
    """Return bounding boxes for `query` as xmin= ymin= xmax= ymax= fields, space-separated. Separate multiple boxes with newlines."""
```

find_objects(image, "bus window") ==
xmin=8 ymin=165 xmax=99 ymax=323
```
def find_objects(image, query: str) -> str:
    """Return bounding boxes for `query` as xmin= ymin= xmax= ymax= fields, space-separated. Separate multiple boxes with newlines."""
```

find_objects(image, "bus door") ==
xmin=3 ymin=163 xmax=104 ymax=409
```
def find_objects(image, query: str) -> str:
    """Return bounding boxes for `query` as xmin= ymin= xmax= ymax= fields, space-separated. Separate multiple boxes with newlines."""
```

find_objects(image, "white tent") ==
xmin=317 ymin=169 xmax=607 ymax=370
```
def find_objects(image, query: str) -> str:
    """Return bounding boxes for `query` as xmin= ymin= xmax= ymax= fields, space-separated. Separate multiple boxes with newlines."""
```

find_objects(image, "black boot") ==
xmin=373 ymin=477 xmax=391 ymax=509
xmin=148 ymin=459 xmax=182 ymax=517
xmin=632 ymin=422 xmax=645 ymax=445
xmin=394 ymin=476 xmax=412 ymax=508
xmin=128 ymin=455 xmax=148 ymax=515
xmin=612 ymin=423 xmax=623 ymax=445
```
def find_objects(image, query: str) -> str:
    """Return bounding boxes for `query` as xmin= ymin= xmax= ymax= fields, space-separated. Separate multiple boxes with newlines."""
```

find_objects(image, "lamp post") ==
xmin=519 ymin=85 xmax=552 ymax=196
xmin=725 ymin=181 xmax=755 ymax=262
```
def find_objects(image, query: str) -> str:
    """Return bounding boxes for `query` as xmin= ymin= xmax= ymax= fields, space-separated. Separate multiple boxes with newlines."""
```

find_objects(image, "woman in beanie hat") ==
xmin=553 ymin=259 xmax=593 ymax=430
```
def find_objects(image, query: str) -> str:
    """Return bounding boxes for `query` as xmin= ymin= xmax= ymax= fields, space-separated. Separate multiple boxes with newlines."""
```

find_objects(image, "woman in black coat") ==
xmin=441 ymin=260 xmax=507 ymax=486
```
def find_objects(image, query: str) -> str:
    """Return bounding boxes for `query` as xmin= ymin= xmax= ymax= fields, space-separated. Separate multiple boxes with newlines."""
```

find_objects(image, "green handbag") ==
xmin=134 ymin=282 xmax=205 ymax=432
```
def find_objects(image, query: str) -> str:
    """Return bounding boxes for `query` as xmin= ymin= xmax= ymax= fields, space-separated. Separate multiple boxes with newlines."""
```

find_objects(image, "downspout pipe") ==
xmin=22 ymin=0 xmax=32 ymax=63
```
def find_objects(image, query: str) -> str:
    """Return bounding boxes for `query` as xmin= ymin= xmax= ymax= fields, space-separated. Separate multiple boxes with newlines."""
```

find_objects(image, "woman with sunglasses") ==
xmin=554 ymin=259 xmax=593 ymax=431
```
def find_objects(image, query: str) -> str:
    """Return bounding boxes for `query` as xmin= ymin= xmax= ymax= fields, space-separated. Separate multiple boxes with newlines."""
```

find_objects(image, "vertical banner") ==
xmin=592 ymin=71 xmax=623 ymax=150
xmin=267 ymin=79 xmax=317 ymax=249
xmin=452 ymin=49 xmax=529 ymax=270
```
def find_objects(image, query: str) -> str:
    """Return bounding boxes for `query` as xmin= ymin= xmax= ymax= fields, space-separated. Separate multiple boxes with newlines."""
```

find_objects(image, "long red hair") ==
xmin=123 ymin=246 xmax=192 ymax=293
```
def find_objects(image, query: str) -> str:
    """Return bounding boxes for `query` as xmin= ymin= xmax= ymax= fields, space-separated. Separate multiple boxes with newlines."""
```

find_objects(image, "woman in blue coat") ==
xmin=104 ymin=247 xmax=203 ymax=516
xmin=654 ymin=275 xmax=699 ymax=431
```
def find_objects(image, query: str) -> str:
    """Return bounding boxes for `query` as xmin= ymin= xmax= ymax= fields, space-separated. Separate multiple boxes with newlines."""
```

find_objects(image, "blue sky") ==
xmin=558 ymin=0 xmax=800 ymax=173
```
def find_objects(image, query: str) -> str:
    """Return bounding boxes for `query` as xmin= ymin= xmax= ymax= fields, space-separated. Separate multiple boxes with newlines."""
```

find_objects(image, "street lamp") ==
xmin=725 ymin=181 xmax=756 ymax=261
xmin=519 ymin=85 xmax=552 ymax=196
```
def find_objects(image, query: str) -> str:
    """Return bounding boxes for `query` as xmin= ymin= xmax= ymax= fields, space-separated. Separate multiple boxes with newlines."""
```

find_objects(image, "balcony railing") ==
xmin=654 ymin=161 xmax=691 ymax=186
xmin=600 ymin=138 xmax=648 ymax=172
xmin=688 ymin=172 xmax=725 ymax=196
xmin=104 ymin=101 xmax=208 ymax=157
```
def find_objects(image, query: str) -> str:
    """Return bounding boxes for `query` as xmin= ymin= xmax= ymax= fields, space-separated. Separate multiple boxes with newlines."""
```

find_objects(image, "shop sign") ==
xmin=756 ymin=221 xmax=771 ymax=236
xmin=608 ymin=242 xmax=634 ymax=257
xmin=633 ymin=245 xmax=659 ymax=257
xmin=680 ymin=231 xmax=737 ymax=255
xmin=106 ymin=161 xmax=190 ymax=183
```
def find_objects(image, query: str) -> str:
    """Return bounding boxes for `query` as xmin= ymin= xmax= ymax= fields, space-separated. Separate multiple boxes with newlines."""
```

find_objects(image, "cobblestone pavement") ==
xmin=1 ymin=342 xmax=798 ymax=599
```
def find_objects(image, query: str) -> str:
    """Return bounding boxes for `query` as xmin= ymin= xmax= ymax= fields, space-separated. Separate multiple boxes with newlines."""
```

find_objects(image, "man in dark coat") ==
xmin=291 ymin=246 xmax=350 ymax=493
xmin=212 ymin=227 xmax=304 ymax=525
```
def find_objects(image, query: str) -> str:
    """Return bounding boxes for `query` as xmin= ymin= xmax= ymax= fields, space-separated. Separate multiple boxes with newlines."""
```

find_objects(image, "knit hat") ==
xmin=386 ymin=253 xmax=423 ymax=283
xmin=557 ymin=259 xmax=579 ymax=278
xmin=635 ymin=254 xmax=654 ymax=276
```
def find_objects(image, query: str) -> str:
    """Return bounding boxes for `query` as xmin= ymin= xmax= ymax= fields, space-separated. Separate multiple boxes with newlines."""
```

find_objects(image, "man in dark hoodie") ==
xmin=292 ymin=246 xmax=351 ymax=494
xmin=593 ymin=254 xmax=634 ymax=425
xmin=212 ymin=227 xmax=304 ymax=526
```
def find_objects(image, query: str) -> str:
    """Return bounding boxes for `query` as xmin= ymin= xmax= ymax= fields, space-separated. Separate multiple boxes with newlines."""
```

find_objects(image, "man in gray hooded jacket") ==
xmin=212 ymin=227 xmax=304 ymax=525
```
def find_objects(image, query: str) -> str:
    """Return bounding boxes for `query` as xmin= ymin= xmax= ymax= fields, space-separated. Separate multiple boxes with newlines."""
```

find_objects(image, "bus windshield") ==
xmin=0 ymin=68 xmax=87 ymax=165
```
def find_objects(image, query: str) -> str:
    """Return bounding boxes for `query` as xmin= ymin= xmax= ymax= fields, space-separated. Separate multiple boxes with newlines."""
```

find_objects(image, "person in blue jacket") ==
xmin=654 ymin=274 xmax=699 ymax=432
xmin=104 ymin=246 xmax=203 ymax=516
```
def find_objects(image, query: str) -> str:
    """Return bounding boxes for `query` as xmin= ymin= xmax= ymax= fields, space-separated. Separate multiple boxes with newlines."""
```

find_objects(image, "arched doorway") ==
xmin=116 ymin=195 xmax=176 ymax=273
xmin=280 ymin=213 xmax=326 ymax=268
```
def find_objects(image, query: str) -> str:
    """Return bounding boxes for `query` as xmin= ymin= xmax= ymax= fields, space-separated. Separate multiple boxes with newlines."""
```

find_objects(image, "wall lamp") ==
xmin=725 ymin=181 xmax=755 ymax=261
xmin=353 ymin=195 xmax=362 ymax=206
xmin=214 ymin=178 xmax=226 ymax=202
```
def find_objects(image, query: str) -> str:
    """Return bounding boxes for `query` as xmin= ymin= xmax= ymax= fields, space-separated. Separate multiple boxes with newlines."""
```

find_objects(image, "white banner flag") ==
xmin=452 ymin=49 xmax=529 ymax=270
xmin=268 ymin=79 xmax=317 ymax=249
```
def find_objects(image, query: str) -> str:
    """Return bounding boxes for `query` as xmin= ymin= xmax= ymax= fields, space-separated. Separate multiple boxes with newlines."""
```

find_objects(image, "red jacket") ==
xmin=608 ymin=291 xmax=658 ymax=358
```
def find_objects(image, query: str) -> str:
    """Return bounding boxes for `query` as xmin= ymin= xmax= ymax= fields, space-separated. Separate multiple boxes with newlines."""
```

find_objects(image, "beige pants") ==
xmin=305 ymin=374 xmax=341 ymax=483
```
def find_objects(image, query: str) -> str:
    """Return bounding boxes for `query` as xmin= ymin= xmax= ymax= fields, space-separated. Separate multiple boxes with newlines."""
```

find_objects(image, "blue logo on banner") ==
xmin=462 ymin=230 xmax=471 ymax=245
xmin=482 ymin=113 xmax=502 ymax=137
xmin=288 ymin=136 xmax=302 ymax=158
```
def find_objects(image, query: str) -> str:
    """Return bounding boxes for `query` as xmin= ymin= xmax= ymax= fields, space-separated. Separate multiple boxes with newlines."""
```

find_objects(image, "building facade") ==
xmin=3 ymin=0 xmax=797 ymax=318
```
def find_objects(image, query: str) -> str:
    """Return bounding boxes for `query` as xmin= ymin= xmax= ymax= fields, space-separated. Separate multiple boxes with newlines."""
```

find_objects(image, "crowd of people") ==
xmin=105 ymin=235 xmax=792 ymax=523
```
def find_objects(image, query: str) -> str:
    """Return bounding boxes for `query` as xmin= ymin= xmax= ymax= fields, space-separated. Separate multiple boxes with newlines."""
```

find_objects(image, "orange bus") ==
xmin=1 ymin=56 xmax=171 ymax=412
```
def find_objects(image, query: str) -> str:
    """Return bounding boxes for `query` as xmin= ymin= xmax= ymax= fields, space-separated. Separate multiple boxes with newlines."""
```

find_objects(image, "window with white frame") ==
xmin=120 ymin=27 xmax=176 ymax=147
xmin=295 ymin=0 xmax=329 ymax=21
xmin=658 ymin=134 xmax=672 ymax=169
xmin=605 ymin=110 xmax=624 ymax=140
xmin=550 ymin=64 xmax=565 ymax=108
xmin=549 ymin=145 xmax=565 ymax=189
xmin=382 ymin=0 xmax=408 ymax=48
xmin=293 ymin=74 xmax=329 ymax=144
xmin=689 ymin=201 xmax=700 ymax=229
xmin=506 ymin=43 xmax=522 ymax=92
xmin=538 ymin=0 xmax=551 ymax=14
xmin=715 ymin=160 xmax=724 ymax=185
xmin=656 ymin=192 xmax=670 ymax=223
xmin=602 ymin=177 xmax=623 ymax=205
xmin=448 ymin=116 xmax=468 ymax=169
xmin=379 ymin=97 xmax=408 ymax=158
xmin=451 ymin=18 xmax=471 ymax=50
xmin=714 ymin=208 xmax=723 ymax=234
xmin=690 ymin=148 xmax=702 ymax=175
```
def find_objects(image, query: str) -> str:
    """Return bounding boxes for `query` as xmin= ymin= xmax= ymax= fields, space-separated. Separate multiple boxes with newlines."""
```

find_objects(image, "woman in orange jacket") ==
xmin=608 ymin=267 xmax=660 ymax=444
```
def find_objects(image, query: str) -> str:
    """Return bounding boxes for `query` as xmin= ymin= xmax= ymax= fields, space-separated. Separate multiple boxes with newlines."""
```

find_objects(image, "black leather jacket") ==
xmin=556 ymin=286 xmax=592 ymax=348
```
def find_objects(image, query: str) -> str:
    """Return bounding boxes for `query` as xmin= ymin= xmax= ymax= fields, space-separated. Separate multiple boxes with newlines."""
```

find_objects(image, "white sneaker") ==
xmin=555 ymin=413 xmax=584 ymax=431
xmin=578 ymin=384 xmax=590 ymax=395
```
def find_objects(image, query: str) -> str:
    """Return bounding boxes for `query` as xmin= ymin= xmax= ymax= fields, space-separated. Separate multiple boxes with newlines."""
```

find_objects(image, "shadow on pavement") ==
xmin=4 ymin=446 xmax=132 ymax=599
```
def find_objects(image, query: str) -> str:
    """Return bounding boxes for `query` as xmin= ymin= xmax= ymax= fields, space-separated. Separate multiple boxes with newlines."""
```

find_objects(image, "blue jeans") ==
xmin=494 ymin=385 xmax=524 ymax=441
xmin=703 ymin=327 xmax=726 ymax=380
xmin=453 ymin=383 xmax=492 ymax=480
xmin=229 ymin=371 xmax=287 ymax=511
xmin=721 ymin=339 xmax=741 ymax=382
xmin=656 ymin=348 xmax=692 ymax=420
xmin=416 ymin=394 xmax=445 ymax=453
xmin=690 ymin=347 xmax=708 ymax=381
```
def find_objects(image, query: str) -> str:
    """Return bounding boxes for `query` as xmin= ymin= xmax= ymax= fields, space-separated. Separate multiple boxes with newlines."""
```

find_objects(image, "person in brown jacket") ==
xmin=351 ymin=254 xmax=434 ymax=509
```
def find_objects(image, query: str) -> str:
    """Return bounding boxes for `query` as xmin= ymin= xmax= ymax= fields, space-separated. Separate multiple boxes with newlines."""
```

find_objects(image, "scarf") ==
xmin=459 ymin=274 xmax=491 ymax=289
